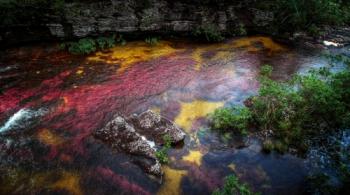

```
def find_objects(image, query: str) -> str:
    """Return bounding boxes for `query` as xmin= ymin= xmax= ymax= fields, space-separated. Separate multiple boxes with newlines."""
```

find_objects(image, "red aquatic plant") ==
xmin=96 ymin=166 xmax=151 ymax=195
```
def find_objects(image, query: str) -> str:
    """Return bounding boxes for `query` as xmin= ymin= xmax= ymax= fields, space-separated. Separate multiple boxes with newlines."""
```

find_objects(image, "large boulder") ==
xmin=94 ymin=110 xmax=185 ymax=176
xmin=128 ymin=110 xmax=186 ymax=145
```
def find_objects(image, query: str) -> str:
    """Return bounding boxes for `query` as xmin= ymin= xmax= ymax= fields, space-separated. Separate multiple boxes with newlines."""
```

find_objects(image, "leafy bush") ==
xmin=228 ymin=23 xmax=247 ymax=36
xmin=116 ymin=35 xmax=127 ymax=46
xmin=210 ymin=107 xmax=252 ymax=135
xmin=212 ymin=175 xmax=259 ymax=195
xmin=192 ymin=23 xmax=224 ymax=42
xmin=211 ymin=55 xmax=350 ymax=153
xmin=145 ymin=37 xmax=159 ymax=45
xmin=96 ymin=35 xmax=116 ymax=50
xmin=260 ymin=64 xmax=273 ymax=77
xmin=60 ymin=34 xmax=121 ymax=55
xmin=66 ymin=38 xmax=97 ymax=55
xmin=270 ymin=0 xmax=349 ymax=32
xmin=155 ymin=135 xmax=172 ymax=164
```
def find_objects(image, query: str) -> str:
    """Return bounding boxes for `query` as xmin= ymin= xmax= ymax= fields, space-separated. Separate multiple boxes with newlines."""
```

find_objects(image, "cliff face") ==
xmin=0 ymin=0 xmax=274 ymax=46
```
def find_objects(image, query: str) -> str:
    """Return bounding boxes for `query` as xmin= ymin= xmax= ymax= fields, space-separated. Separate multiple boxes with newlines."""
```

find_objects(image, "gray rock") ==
xmin=129 ymin=110 xmax=186 ymax=144
xmin=94 ymin=110 xmax=185 ymax=176
xmin=46 ymin=24 xmax=65 ymax=38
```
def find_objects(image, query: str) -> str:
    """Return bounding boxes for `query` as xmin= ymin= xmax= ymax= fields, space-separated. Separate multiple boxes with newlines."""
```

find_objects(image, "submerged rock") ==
xmin=94 ymin=110 xmax=185 ymax=176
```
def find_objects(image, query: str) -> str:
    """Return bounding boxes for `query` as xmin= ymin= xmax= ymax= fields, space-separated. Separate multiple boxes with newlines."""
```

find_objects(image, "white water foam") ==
xmin=0 ymin=108 xmax=47 ymax=133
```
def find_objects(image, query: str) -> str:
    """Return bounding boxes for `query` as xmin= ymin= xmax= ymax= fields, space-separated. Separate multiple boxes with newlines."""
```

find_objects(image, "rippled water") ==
xmin=0 ymin=37 xmax=333 ymax=195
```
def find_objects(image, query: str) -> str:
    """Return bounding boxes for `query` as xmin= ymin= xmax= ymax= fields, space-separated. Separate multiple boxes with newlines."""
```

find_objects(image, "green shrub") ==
xmin=236 ymin=23 xmax=247 ymax=36
xmin=211 ymin=55 xmax=350 ymax=153
xmin=155 ymin=135 xmax=172 ymax=164
xmin=60 ymin=35 xmax=120 ymax=55
xmin=228 ymin=23 xmax=247 ymax=36
xmin=66 ymin=38 xmax=97 ymax=55
xmin=192 ymin=23 xmax=224 ymax=42
xmin=270 ymin=0 xmax=348 ymax=33
xmin=117 ymin=35 xmax=127 ymax=46
xmin=212 ymin=175 xmax=259 ymax=195
xmin=155 ymin=149 xmax=169 ymax=164
xmin=96 ymin=35 xmax=116 ymax=50
xmin=260 ymin=64 xmax=273 ymax=77
xmin=210 ymin=107 xmax=252 ymax=135
xmin=145 ymin=37 xmax=159 ymax=45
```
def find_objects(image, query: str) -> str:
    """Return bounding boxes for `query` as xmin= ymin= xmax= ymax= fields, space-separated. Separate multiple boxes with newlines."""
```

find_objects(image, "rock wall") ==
xmin=0 ymin=0 xmax=274 ymax=46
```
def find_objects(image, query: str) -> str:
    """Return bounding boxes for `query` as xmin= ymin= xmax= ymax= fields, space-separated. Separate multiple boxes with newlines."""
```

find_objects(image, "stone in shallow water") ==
xmin=94 ymin=110 xmax=185 ymax=176
xmin=129 ymin=110 xmax=186 ymax=144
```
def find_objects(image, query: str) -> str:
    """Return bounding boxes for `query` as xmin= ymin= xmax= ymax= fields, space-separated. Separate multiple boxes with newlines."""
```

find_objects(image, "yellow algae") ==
xmin=51 ymin=172 xmax=82 ymax=195
xmin=76 ymin=69 xmax=83 ymax=75
xmin=191 ymin=42 xmax=235 ymax=71
xmin=228 ymin=163 xmax=236 ymax=171
xmin=88 ymin=41 xmax=181 ymax=73
xmin=37 ymin=129 xmax=64 ymax=146
xmin=158 ymin=166 xmax=188 ymax=195
xmin=211 ymin=50 xmax=234 ymax=62
xmin=182 ymin=150 xmax=204 ymax=166
xmin=174 ymin=100 xmax=224 ymax=132
xmin=232 ymin=36 xmax=286 ymax=53
xmin=192 ymin=48 xmax=204 ymax=71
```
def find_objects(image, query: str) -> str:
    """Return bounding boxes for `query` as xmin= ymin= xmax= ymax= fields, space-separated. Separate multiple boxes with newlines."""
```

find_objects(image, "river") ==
xmin=0 ymin=36 xmax=343 ymax=195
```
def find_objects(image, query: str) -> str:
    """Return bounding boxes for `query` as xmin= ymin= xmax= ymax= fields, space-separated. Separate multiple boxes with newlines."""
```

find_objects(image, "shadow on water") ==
xmin=0 ymin=36 xmax=338 ymax=195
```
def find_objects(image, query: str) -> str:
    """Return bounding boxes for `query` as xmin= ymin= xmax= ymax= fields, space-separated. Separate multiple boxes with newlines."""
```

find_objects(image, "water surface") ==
xmin=0 ymin=37 xmax=330 ymax=195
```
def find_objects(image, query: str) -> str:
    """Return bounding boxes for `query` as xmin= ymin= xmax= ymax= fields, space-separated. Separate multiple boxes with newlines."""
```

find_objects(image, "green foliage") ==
xmin=268 ymin=0 xmax=349 ymax=33
xmin=145 ymin=37 xmax=159 ymax=46
xmin=212 ymin=175 xmax=259 ymax=195
xmin=210 ymin=107 xmax=252 ymax=135
xmin=193 ymin=23 xmax=224 ymax=42
xmin=260 ymin=64 xmax=273 ymax=77
xmin=236 ymin=23 xmax=247 ymax=36
xmin=66 ymin=38 xmax=97 ymax=55
xmin=117 ymin=35 xmax=127 ymax=46
xmin=307 ymin=24 xmax=324 ymax=37
xmin=211 ymin=55 xmax=350 ymax=153
xmin=228 ymin=23 xmax=247 ymax=36
xmin=61 ymin=34 xmax=121 ymax=55
xmin=96 ymin=35 xmax=116 ymax=50
xmin=155 ymin=135 xmax=172 ymax=164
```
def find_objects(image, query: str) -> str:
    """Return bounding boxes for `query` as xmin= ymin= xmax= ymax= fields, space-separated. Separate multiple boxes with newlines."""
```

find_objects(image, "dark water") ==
xmin=0 ymin=37 xmax=334 ymax=195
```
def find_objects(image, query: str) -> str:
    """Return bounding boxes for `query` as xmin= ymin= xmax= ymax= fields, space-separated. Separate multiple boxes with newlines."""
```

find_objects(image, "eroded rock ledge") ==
xmin=94 ymin=110 xmax=185 ymax=176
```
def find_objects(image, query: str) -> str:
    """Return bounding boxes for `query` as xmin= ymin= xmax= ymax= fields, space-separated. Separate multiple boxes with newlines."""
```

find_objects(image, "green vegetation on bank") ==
xmin=212 ymin=175 xmax=259 ymax=195
xmin=155 ymin=135 xmax=172 ymax=164
xmin=192 ymin=23 xmax=224 ymax=42
xmin=145 ymin=36 xmax=159 ymax=45
xmin=210 ymin=55 xmax=350 ymax=193
xmin=210 ymin=55 xmax=350 ymax=154
xmin=210 ymin=107 xmax=251 ymax=135
xmin=60 ymin=34 xmax=125 ymax=55
xmin=257 ymin=0 xmax=350 ymax=34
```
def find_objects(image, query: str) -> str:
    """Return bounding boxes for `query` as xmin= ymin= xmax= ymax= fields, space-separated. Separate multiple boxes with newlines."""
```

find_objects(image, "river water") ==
xmin=0 ymin=36 xmax=340 ymax=195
